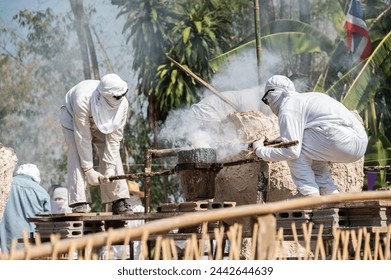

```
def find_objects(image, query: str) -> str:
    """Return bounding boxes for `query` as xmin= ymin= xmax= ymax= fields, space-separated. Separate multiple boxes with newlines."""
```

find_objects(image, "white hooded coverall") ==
xmin=60 ymin=74 xmax=130 ymax=206
xmin=255 ymin=75 xmax=368 ymax=196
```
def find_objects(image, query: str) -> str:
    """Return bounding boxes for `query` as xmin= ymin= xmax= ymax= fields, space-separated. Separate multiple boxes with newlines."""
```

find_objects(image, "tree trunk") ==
xmin=280 ymin=0 xmax=292 ymax=19
xmin=0 ymin=145 xmax=18 ymax=222
xmin=299 ymin=0 xmax=312 ymax=79
xmin=259 ymin=0 xmax=275 ymax=26
xmin=70 ymin=0 xmax=100 ymax=80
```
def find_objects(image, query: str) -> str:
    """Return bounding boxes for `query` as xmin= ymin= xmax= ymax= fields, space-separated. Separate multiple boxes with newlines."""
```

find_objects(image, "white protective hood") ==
xmin=91 ymin=73 xmax=128 ymax=134
xmin=263 ymin=75 xmax=297 ymax=116
xmin=15 ymin=163 xmax=41 ymax=184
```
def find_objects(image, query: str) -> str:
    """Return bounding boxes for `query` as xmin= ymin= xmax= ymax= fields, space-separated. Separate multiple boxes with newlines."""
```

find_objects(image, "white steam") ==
xmin=158 ymin=49 xmax=285 ymax=160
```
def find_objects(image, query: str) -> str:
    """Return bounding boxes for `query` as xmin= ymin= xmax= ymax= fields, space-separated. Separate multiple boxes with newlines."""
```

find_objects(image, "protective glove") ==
xmin=104 ymin=168 xmax=116 ymax=178
xmin=100 ymin=167 xmax=116 ymax=184
xmin=84 ymin=168 xmax=104 ymax=186
xmin=252 ymin=137 xmax=265 ymax=150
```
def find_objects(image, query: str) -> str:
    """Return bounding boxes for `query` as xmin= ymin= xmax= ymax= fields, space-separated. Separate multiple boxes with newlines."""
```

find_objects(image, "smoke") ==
xmin=158 ymin=48 xmax=284 ymax=160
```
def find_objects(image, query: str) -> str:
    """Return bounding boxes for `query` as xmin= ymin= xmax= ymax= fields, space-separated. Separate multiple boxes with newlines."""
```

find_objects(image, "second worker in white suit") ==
xmin=254 ymin=75 xmax=368 ymax=197
xmin=60 ymin=73 xmax=132 ymax=214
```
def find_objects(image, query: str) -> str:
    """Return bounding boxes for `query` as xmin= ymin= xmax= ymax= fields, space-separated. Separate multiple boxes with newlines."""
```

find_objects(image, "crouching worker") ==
xmin=60 ymin=73 xmax=132 ymax=214
xmin=253 ymin=75 xmax=368 ymax=197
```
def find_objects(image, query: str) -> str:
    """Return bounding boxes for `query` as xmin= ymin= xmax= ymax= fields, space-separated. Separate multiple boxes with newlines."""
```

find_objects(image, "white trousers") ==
xmin=61 ymin=126 xmax=129 ymax=206
xmin=287 ymin=125 xmax=368 ymax=196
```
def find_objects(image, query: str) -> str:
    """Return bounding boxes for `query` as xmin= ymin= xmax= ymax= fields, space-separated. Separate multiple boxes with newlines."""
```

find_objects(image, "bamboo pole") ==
xmin=253 ymin=0 xmax=263 ymax=84
xmin=314 ymin=224 xmax=325 ymax=260
xmin=166 ymin=54 xmax=240 ymax=111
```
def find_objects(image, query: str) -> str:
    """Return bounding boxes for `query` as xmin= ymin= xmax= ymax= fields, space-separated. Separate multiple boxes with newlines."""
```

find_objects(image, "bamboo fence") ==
xmin=1 ymin=191 xmax=391 ymax=260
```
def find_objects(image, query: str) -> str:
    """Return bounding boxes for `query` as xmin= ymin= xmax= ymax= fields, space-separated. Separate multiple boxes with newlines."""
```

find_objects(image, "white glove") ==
xmin=84 ymin=168 xmax=104 ymax=186
xmin=100 ymin=167 xmax=116 ymax=184
xmin=252 ymin=137 xmax=265 ymax=150
xmin=104 ymin=168 xmax=116 ymax=178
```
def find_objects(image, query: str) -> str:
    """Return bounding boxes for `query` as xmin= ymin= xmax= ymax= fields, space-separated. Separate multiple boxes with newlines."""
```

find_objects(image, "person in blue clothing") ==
xmin=0 ymin=163 xmax=51 ymax=253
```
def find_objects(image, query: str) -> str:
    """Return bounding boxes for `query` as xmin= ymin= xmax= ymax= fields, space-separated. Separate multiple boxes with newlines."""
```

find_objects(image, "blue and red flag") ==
xmin=343 ymin=0 xmax=372 ymax=63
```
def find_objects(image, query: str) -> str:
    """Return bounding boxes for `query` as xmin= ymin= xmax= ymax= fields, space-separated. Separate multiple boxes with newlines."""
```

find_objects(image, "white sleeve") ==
xmin=102 ymin=101 xmax=128 ymax=168
xmin=73 ymin=96 xmax=94 ymax=170
xmin=256 ymin=112 xmax=303 ymax=161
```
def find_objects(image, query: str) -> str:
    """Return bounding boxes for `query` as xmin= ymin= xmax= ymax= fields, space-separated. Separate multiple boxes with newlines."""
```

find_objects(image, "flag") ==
xmin=343 ymin=0 xmax=372 ymax=63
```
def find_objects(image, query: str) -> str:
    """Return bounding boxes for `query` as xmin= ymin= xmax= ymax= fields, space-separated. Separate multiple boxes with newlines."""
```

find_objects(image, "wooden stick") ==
xmin=341 ymin=230 xmax=350 ymax=260
xmin=385 ymin=225 xmax=391 ymax=260
xmin=302 ymin=222 xmax=313 ymax=260
xmin=331 ymin=227 xmax=341 ymax=260
xmin=355 ymin=229 xmax=363 ymax=260
xmin=251 ymin=223 xmax=259 ymax=260
xmin=291 ymin=222 xmax=301 ymax=260
xmin=314 ymin=224 xmax=325 ymax=260
xmin=169 ymin=238 xmax=178 ymax=260
xmin=166 ymin=54 xmax=240 ymax=111
xmin=276 ymin=228 xmax=285 ymax=260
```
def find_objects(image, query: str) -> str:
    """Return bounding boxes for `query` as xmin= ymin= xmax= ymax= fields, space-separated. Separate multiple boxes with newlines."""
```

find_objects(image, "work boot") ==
xmin=112 ymin=199 xmax=133 ymax=215
xmin=71 ymin=203 xmax=91 ymax=213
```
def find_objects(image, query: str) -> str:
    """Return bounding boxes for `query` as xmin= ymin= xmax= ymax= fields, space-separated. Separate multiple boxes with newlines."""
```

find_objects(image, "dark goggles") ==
xmin=261 ymin=89 xmax=275 ymax=105
xmin=113 ymin=89 xmax=128 ymax=100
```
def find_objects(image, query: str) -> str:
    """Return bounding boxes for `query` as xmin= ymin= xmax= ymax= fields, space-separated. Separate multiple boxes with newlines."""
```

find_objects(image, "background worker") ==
xmin=49 ymin=185 xmax=72 ymax=214
xmin=254 ymin=75 xmax=368 ymax=196
xmin=60 ymin=73 xmax=132 ymax=214
xmin=0 ymin=164 xmax=51 ymax=253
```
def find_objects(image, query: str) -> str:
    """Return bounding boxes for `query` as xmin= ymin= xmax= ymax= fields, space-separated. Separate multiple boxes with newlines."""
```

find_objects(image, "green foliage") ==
xmin=154 ymin=0 xmax=233 ymax=116
xmin=113 ymin=0 xmax=177 ymax=124
xmin=337 ymin=32 xmax=391 ymax=112
xmin=0 ymin=59 xmax=35 ymax=123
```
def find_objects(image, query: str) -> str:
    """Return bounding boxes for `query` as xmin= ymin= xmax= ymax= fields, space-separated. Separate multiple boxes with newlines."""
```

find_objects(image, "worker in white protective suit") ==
xmin=60 ymin=73 xmax=132 ymax=214
xmin=49 ymin=185 xmax=72 ymax=214
xmin=253 ymin=75 xmax=368 ymax=196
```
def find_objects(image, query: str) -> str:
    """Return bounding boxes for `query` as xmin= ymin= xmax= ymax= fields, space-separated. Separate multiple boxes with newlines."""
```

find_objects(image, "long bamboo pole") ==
xmin=253 ymin=0 xmax=263 ymax=84
xmin=166 ymin=54 xmax=240 ymax=111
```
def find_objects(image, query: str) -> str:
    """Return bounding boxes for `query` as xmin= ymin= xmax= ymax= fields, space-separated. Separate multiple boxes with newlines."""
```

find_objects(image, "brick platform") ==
xmin=276 ymin=200 xmax=391 ymax=238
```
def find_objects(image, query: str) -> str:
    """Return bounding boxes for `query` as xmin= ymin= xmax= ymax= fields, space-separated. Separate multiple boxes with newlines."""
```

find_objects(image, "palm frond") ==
xmin=337 ymin=31 xmax=391 ymax=112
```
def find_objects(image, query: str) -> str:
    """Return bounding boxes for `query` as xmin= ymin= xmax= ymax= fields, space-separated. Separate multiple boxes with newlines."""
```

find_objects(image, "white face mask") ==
xmin=54 ymin=198 xmax=67 ymax=211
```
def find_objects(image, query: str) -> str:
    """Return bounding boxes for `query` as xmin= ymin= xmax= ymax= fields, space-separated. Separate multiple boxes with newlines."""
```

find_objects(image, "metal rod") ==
xmin=144 ymin=149 xmax=152 ymax=214
xmin=109 ymin=169 xmax=176 ymax=181
xmin=110 ymin=140 xmax=300 ymax=182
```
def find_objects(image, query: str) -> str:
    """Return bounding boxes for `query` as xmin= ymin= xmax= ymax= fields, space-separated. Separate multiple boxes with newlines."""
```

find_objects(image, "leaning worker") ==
xmin=0 ymin=164 xmax=51 ymax=253
xmin=60 ymin=73 xmax=132 ymax=214
xmin=253 ymin=75 xmax=368 ymax=196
